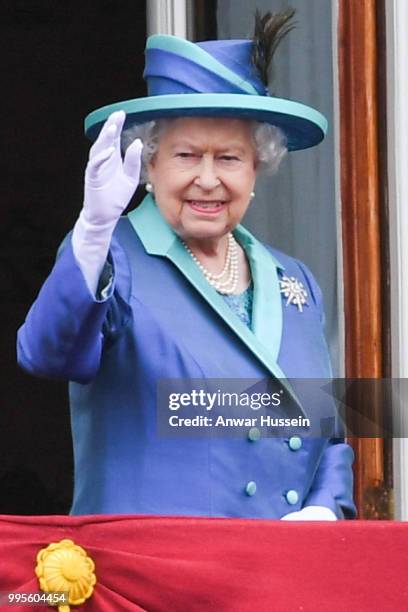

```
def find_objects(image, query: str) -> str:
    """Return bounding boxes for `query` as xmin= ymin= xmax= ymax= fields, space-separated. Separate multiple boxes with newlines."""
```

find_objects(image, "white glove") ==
xmin=281 ymin=505 xmax=337 ymax=521
xmin=72 ymin=110 xmax=142 ymax=295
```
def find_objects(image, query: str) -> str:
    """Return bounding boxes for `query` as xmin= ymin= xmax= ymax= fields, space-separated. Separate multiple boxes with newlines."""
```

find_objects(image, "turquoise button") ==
xmin=286 ymin=489 xmax=299 ymax=505
xmin=288 ymin=436 xmax=302 ymax=451
xmin=248 ymin=427 xmax=261 ymax=442
xmin=245 ymin=481 xmax=257 ymax=496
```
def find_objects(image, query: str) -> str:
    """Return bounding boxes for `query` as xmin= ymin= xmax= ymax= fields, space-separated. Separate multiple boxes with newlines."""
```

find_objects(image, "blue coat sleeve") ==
xmin=303 ymin=440 xmax=356 ymax=518
xmin=294 ymin=258 xmax=356 ymax=518
xmin=16 ymin=234 xmax=131 ymax=384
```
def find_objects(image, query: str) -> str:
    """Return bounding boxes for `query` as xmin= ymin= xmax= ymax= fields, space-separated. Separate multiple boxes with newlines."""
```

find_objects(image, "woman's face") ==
xmin=147 ymin=117 xmax=257 ymax=242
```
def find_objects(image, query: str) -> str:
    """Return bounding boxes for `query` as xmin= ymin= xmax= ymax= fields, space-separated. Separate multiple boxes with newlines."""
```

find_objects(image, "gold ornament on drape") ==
xmin=35 ymin=539 xmax=96 ymax=611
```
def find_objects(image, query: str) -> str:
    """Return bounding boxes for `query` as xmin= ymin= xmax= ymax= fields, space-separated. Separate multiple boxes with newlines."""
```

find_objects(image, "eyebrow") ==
xmin=169 ymin=142 xmax=249 ymax=155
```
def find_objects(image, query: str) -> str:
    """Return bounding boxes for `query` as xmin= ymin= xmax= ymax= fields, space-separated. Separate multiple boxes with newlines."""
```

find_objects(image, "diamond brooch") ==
xmin=279 ymin=275 xmax=308 ymax=312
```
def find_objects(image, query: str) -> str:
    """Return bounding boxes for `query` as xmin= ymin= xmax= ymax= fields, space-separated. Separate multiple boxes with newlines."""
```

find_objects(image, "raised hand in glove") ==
xmin=72 ymin=110 xmax=142 ymax=295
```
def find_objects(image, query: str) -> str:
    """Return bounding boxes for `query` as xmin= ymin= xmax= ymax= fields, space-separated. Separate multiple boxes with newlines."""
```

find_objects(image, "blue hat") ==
xmin=84 ymin=34 xmax=327 ymax=151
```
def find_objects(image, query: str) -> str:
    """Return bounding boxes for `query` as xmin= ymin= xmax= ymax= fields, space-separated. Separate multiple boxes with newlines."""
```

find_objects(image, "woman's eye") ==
xmin=219 ymin=155 xmax=240 ymax=162
xmin=176 ymin=152 xmax=195 ymax=158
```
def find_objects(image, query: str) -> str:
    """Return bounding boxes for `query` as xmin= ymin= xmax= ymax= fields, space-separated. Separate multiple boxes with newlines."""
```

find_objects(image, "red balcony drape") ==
xmin=0 ymin=514 xmax=407 ymax=611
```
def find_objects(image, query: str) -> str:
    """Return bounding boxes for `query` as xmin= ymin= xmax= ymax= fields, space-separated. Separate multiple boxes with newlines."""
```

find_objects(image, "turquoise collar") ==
xmin=127 ymin=195 xmax=302 ymax=411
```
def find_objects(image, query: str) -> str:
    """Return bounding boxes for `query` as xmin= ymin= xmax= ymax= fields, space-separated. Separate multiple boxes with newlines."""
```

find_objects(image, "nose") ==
xmin=194 ymin=155 xmax=221 ymax=191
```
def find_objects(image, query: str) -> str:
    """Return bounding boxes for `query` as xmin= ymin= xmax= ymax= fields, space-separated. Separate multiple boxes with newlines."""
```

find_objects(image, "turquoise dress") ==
xmin=222 ymin=285 xmax=254 ymax=329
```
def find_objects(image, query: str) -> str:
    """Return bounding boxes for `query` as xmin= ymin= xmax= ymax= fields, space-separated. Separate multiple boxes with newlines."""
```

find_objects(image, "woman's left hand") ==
xmin=281 ymin=506 xmax=337 ymax=521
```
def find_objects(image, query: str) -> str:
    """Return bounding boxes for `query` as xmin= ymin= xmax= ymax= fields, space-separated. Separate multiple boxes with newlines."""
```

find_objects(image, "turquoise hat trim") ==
xmin=147 ymin=35 xmax=259 ymax=95
xmin=84 ymin=93 xmax=328 ymax=151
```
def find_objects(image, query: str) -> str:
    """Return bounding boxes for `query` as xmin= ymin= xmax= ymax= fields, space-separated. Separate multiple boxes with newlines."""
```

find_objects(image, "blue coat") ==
xmin=17 ymin=195 xmax=355 ymax=518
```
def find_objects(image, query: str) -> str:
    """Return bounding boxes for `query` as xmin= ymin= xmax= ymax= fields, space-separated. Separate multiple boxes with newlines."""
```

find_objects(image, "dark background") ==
xmin=1 ymin=0 xmax=147 ymax=514
xmin=1 ymin=0 xmax=217 ymax=515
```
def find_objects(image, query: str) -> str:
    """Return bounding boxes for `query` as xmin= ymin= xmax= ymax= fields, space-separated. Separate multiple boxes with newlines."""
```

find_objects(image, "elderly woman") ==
xmin=17 ymin=15 xmax=355 ymax=520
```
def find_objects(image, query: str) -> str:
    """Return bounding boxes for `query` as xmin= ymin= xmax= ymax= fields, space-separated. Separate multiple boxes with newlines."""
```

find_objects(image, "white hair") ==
xmin=122 ymin=118 xmax=288 ymax=183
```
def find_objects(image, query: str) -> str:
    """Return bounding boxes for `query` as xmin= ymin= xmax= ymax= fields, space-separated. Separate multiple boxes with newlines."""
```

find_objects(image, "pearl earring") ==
xmin=146 ymin=182 xmax=153 ymax=193
xmin=250 ymin=191 xmax=255 ymax=199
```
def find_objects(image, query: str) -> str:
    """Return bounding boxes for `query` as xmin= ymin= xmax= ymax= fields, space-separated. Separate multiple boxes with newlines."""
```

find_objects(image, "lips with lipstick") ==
xmin=186 ymin=200 xmax=227 ymax=214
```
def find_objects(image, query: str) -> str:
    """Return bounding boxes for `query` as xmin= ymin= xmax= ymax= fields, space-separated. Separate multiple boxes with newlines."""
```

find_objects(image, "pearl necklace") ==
xmin=182 ymin=233 xmax=240 ymax=295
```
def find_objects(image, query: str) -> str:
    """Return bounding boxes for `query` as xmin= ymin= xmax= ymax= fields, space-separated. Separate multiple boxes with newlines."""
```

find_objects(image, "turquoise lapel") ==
xmin=127 ymin=195 xmax=302 ymax=410
xmin=233 ymin=224 xmax=284 ymax=364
